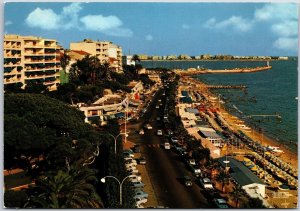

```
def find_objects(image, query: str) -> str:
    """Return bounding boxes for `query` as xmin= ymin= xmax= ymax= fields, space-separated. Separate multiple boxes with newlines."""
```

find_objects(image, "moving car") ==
xmin=139 ymin=129 xmax=145 ymax=135
xmin=144 ymin=124 xmax=153 ymax=130
xmin=157 ymin=130 xmax=163 ymax=136
xmin=183 ymin=175 xmax=192 ymax=187
xmin=164 ymin=142 xmax=171 ymax=150
xmin=213 ymin=198 xmax=229 ymax=208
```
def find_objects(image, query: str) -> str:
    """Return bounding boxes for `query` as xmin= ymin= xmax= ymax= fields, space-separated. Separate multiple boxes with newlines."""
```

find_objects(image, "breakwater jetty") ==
xmin=174 ymin=65 xmax=272 ymax=76
xmin=207 ymin=85 xmax=247 ymax=89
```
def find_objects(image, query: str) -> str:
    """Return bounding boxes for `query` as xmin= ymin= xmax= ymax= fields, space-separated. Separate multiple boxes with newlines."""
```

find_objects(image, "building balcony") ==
xmin=4 ymin=78 xmax=21 ymax=84
xmin=25 ymin=74 xmax=57 ymax=80
xmin=4 ymin=63 xmax=22 ymax=67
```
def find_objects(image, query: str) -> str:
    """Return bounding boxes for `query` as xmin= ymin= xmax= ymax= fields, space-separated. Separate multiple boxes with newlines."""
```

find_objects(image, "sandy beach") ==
xmin=183 ymin=76 xmax=298 ymax=170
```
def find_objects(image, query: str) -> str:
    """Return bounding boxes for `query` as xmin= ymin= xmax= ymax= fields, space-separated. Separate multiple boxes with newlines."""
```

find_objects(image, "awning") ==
xmin=103 ymin=107 xmax=117 ymax=112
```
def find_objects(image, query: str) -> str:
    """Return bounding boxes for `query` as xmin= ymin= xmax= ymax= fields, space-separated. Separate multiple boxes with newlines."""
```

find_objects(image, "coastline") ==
xmin=183 ymin=76 xmax=298 ymax=170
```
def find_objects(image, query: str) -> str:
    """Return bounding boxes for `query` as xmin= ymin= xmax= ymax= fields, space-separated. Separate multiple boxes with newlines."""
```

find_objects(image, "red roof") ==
xmin=71 ymin=50 xmax=91 ymax=55
xmin=109 ymin=57 xmax=118 ymax=62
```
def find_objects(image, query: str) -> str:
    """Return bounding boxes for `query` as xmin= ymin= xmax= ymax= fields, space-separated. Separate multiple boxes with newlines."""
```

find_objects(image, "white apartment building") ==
xmin=70 ymin=39 xmax=122 ymax=72
xmin=4 ymin=34 xmax=61 ymax=91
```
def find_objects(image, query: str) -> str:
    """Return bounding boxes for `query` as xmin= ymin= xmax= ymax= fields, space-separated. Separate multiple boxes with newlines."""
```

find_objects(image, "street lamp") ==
xmin=101 ymin=175 xmax=134 ymax=206
xmin=107 ymin=132 xmax=128 ymax=155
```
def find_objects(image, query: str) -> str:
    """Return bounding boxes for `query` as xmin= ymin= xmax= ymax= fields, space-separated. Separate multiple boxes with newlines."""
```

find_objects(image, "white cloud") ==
xmin=25 ymin=3 xmax=132 ymax=37
xmin=5 ymin=21 xmax=12 ymax=26
xmin=26 ymin=8 xmax=61 ymax=30
xmin=145 ymin=34 xmax=153 ymax=41
xmin=80 ymin=15 xmax=132 ymax=37
xmin=182 ymin=24 xmax=190 ymax=29
xmin=61 ymin=2 xmax=82 ymax=29
xmin=271 ymin=20 xmax=298 ymax=37
xmin=80 ymin=15 xmax=122 ymax=31
xmin=273 ymin=37 xmax=298 ymax=52
xmin=204 ymin=16 xmax=253 ymax=32
xmin=254 ymin=3 xmax=297 ymax=22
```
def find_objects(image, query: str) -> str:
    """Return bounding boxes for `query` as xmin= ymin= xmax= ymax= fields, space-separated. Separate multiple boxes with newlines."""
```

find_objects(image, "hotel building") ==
xmin=70 ymin=39 xmax=123 ymax=72
xmin=4 ymin=34 xmax=61 ymax=91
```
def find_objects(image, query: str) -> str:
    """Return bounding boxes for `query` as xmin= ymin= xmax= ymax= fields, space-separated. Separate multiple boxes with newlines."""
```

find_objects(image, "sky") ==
xmin=4 ymin=2 xmax=299 ymax=56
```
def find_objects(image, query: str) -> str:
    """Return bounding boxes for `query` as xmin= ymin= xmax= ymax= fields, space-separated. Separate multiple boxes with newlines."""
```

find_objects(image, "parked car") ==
xmin=164 ymin=142 xmax=171 ymax=150
xmin=126 ymin=165 xmax=137 ymax=171
xmin=157 ymin=130 xmax=163 ymax=136
xmin=123 ymin=152 xmax=134 ymax=158
xmin=155 ymin=105 xmax=159 ymax=109
xmin=127 ymin=168 xmax=139 ymax=174
xmin=124 ymin=157 xmax=136 ymax=163
xmin=135 ymin=197 xmax=148 ymax=206
xmin=156 ymin=117 xmax=161 ymax=121
xmin=130 ymin=175 xmax=142 ymax=182
xmin=139 ymin=129 xmax=145 ymax=135
xmin=199 ymin=177 xmax=214 ymax=190
xmin=183 ymin=175 xmax=192 ymax=187
xmin=189 ymin=165 xmax=201 ymax=175
xmin=188 ymin=159 xmax=196 ymax=165
xmin=134 ymin=190 xmax=148 ymax=199
xmin=213 ymin=198 xmax=229 ymax=208
xmin=130 ymin=181 xmax=145 ymax=189
xmin=137 ymin=157 xmax=146 ymax=165
xmin=126 ymin=163 xmax=137 ymax=169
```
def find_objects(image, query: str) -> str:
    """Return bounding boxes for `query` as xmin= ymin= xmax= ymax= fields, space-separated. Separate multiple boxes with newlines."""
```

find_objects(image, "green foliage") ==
xmin=4 ymin=190 xmax=28 ymax=208
xmin=26 ymin=166 xmax=103 ymax=208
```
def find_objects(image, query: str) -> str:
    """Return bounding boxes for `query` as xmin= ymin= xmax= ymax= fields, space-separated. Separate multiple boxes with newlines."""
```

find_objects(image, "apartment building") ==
xmin=70 ymin=39 xmax=122 ymax=72
xmin=4 ymin=34 xmax=61 ymax=91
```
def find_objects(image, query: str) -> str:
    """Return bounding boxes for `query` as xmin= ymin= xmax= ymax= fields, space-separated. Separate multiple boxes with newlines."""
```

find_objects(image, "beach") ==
xmin=182 ymin=76 xmax=298 ymax=169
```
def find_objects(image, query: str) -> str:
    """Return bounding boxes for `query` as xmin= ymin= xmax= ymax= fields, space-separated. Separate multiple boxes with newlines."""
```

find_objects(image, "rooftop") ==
xmin=217 ymin=157 xmax=265 ymax=186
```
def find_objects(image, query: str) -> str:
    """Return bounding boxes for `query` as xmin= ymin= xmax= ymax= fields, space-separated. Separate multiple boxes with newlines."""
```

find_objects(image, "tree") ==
xmin=131 ymin=54 xmax=140 ymax=65
xmin=4 ymin=190 xmax=28 ymax=208
xmin=243 ymin=197 xmax=266 ymax=208
xmin=231 ymin=185 xmax=244 ymax=208
xmin=60 ymin=52 xmax=71 ymax=71
xmin=216 ymin=170 xmax=230 ymax=193
xmin=26 ymin=166 xmax=103 ymax=208
xmin=4 ymin=93 xmax=96 ymax=174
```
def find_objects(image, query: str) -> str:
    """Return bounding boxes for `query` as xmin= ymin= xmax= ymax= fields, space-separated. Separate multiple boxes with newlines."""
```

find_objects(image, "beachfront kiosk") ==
xmin=218 ymin=157 xmax=266 ymax=199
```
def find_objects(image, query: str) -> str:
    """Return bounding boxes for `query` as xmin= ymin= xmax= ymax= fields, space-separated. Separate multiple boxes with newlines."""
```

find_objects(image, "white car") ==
xmin=157 ymin=130 xmax=163 ymax=136
xmin=139 ymin=129 xmax=144 ymax=135
xmin=144 ymin=124 xmax=153 ymax=130
xmin=199 ymin=178 xmax=214 ymax=190
xmin=155 ymin=105 xmax=159 ymax=109
xmin=164 ymin=142 xmax=171 ymax=150
xmin=126 ymin=163 xmax=137 ymax=169
xmin=130 ymin=176 xmax=142 ymax=183
xmin=188 ymin=159 xmax=196 ymax=165
xmin=135 ymin=197 xmax=148 ymax=206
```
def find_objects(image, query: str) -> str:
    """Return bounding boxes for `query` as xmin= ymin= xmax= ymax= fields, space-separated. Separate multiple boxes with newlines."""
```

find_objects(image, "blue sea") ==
xmin=142 ymin=60 xmax=298 ymax=152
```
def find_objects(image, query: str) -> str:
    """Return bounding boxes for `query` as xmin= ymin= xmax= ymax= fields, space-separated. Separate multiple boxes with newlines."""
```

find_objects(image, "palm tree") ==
xmin=26 ymin=166 xmax=103 ymax=208
xmin=215 ymin=170 xmax=230 ymax=193
xmin=231 ymin=185 xmax=244 ymax=208
xmin=131 ymin=54 xmax=140 ymax=66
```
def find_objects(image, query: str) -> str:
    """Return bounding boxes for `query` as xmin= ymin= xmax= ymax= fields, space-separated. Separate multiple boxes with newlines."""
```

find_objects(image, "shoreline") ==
xmin=183 ymin=76 xmax=298 ymax=170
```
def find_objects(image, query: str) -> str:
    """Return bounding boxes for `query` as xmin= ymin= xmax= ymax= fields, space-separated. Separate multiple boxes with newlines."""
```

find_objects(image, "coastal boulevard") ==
xmin=127 ymin=88 xmax=211 ymax=208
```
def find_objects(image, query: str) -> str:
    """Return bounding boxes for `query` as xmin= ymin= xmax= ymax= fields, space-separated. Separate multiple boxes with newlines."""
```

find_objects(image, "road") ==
xmin=129 ymin=87 xmax=210 ymax=208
